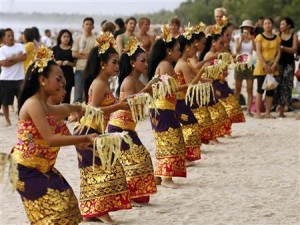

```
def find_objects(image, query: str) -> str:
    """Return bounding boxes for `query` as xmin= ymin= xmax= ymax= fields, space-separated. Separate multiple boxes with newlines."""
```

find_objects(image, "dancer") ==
xmin=147 ymin=24 xmax=186 ymax=189
xmin=174 ymin=28 xmax=203 ymax=163
xmin=11 ymin=46 xmax=96 ymax=224
xmin=74 ymin=32 xmax=132 ymax=224
xmin=108 ymin=36 xmax=157 ymax=205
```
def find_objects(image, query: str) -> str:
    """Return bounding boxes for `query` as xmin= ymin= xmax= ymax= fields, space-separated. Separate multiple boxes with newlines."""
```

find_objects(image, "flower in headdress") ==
xmin=182 ymin=23 xmax=194 ymax=40
xmin=220 ymin=16 xmax=228 ymax=27
xmin=123 ymin=36 xmax=142 ymax=56
xmin=31 ymin=45 xmax=53 ymax=73
xmin=95 ymin=32 xmax=117 ymax=55
xmin=193 ymin=22 xmax=206 ymax=34
xmin=206 ymin=25 xmax=222 ymax=37
xmin=161 ymin=24 xmax=172 ymax=43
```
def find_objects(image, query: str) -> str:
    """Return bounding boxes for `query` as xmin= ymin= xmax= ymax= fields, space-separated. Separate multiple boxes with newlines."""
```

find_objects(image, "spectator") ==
xmin=23 ymin=28 xmax=36 ymax=73
xmin=71 ymin=17 xmax=96 ymax=102
xmin=102 ymin=21 xmax=116 ymax=34
xmin=274 ymin=17 xmax=298 ymax=117
xmin=0 ymin=28 xmax=26 ymax=126
xmin=53 ymin=29 xmax=75 ymax=103
xmin=113 ymin=17 xmax=125 ymax=38
xmin=116 ymin=17 xmax=137 ymax=55
xmin=41 ymin=29 xmax=53 ymax=48
xmin=31 ymin=26 xmax=42 ymax=49
xmin=169 ymin=17 xmax=181 ymax=38
xmin=253 ymin=18 xmax=281 ymax=119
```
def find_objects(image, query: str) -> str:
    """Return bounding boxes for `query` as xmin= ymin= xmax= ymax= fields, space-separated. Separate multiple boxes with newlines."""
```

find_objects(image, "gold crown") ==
xmin=95 ymin=32 xmax=117 ymax=55
xmin=31 ymin=45 xmax=53 ymax=73
xmin=123 ymin=36 xmax=142 ymax=56
xmin=182 ymin=23 xmax=194 ymax=40
xmin=193 ymin=22 xmax=206 ymax=34
xmin=161 ymin=24 xmax=172 ymax=43
xmin=206 ymin=16 xmax=228 ymax=37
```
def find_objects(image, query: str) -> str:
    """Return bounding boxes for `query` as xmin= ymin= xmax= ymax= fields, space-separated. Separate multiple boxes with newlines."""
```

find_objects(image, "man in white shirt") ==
xmin=41 ymin=29 xmax=53 ymax=48
xmin=0 ymin=28 xmax=26 ymax=126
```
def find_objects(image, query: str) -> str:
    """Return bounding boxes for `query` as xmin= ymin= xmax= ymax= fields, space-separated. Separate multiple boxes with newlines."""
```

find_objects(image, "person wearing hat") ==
xmin=234 ymin=20 xmax=256 ymax=116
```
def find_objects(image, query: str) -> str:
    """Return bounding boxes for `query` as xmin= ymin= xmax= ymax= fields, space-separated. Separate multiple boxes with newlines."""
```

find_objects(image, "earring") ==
xmin=132 ymin=65 xmax=135 ymax=68
xmin=186 ymin=47 xmax=190 ymax=52
xmin=102 ymin=66 xmax=105 ymax=70
xmin=168 ymin=52 xmax=171 ymax=55
xmin=41 ymin=82 xmax=45 ymax=87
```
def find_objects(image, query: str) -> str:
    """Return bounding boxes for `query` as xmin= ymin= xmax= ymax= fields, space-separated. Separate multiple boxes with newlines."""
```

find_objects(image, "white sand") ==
xmin=0 ymin=109 xmax=299 ymax=225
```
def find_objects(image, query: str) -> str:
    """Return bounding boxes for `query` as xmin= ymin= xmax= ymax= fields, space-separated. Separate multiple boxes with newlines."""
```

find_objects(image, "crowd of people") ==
xmin=0 ymin=6 xmax=299 ymax=225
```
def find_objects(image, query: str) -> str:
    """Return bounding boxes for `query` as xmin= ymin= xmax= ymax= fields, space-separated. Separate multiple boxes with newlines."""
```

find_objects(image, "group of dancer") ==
xmin=3 ymin=16 xmax=248 ymax=224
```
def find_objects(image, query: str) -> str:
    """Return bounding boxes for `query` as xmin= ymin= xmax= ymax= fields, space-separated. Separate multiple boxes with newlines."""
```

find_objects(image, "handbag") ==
xmin=262 ymin=74 xmax=278 ymax=90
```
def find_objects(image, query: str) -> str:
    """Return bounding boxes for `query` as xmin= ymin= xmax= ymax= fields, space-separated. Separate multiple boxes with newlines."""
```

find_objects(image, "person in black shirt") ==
xmin=52 ymin=29 xmax=75 ymax=103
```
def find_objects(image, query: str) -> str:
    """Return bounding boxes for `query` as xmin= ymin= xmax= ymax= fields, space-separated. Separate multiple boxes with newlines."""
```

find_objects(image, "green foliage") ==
xmin=146 ymin=0 xmax=300 ymax=30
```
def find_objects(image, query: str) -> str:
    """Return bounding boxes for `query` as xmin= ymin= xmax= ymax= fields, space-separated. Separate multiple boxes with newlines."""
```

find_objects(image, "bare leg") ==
xmin=161 ymin=177 xmax=179 ymax=189
xmin=265 ymin=96 xmax=274 ymax=117
xmin=278 ymin=105 xmax=285 ymax=117
xmin=3 ymin=105 xmax=11 ymax=126
xmin=246 ymin=79 xmax=254 ymax=116
xmin=255 ymin=93 xmax=263 ymax=119
xmin=83 ymin=213 xmax=116 ymax=224
xmin=234 ymin=79 xmax=242 ymax=103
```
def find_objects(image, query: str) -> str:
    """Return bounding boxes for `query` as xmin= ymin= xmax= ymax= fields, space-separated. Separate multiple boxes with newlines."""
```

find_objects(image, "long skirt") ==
xmin=175 ymin=99 xmax=201 ymax=161
xmin=275 ymin=64 xmax=295 ymax=106
xmin=16 ymin=164 xmax=82 ymax=225
xmin=107 ymin=124 xmax=157 ymax=203
xmin=74 ymin=127 xmax=132 ymax=218
xmin=149 ymin=108 xmax=186 ymax=178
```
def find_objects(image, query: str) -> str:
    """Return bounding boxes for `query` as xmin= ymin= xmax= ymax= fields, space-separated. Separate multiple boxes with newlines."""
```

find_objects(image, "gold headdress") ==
xmin=182 ymin=23 xmax=194 ymax=40
xmin=206 ymin=16 xmax=228 ymax=37
xmin=95 ymin=32 xmax=117 ymax=55
xmin=193 ymin=22 xmax=206 ymax=34
xmin=123 ymin=36 xmax=142 ymax=56
xmin=30 ymin=45 xmax=53 ymax=73
xmin=220 ymin=15 xmax=228 ymax=27
xmin=161 ymin=24 xmax=172 ymax=43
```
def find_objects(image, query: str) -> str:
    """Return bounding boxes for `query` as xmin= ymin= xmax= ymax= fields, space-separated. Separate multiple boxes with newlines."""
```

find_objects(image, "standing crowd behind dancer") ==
xmin=0 ymin=8 xmax=299 ymax=225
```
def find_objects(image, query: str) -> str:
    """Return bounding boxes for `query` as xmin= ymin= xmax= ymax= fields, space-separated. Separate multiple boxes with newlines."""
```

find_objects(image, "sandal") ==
xmin=264 ymin=114 xmax=276 ymax=119
xmin=246 ymin=111 xmax=254 ymax=117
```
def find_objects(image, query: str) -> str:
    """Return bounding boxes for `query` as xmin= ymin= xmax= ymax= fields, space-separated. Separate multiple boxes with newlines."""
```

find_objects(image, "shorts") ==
xmin=0 ymin=80 xmax=23 ymax=105
xmin=234 ymin=66 xmax=254 ymax=81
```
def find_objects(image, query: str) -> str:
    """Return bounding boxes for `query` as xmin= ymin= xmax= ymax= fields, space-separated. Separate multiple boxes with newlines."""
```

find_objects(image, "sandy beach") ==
xmin=0 ymin=106 xmax=299 ymax=225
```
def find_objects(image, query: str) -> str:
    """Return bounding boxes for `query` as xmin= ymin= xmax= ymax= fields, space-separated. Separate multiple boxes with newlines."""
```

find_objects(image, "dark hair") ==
xmin=125 ymin=17 xmax=137 ymax=24
xmin=115 ymin=18 xmax=125 ymax=29
xmin=177 ymin=34 xmax=195 ymax=54
xmin=31 ymin=27 xmax=41 ymax=42
xmin=199 ymin=34 xmax=221 ymax=61
xmin=102 ymin=22 xmax=116 ymax=33
xmin=45 ymin=29 xmax=50 ymax=34
xmin=116 ymin=47 xmax=145 ymax=97
xmin=192 ymin=31 xmax=205 ymax=41
xmin=281 ymin=17 xmax=295 ymax=29
xmin=147 ymin=37 xmax=178 ymax=80
xmin=83 ymin=17 xmax=94 ymax=25
xmin=23 ymin=28 xmax=34 ymax=42
xmin=0 ymin=29 xmax=4 ymax=40
xmin=263 ymin=17 xmax=274 ymax=24
xmin=56 ymin=29 xmax=73 ymax=46
xmin=101 ymin=20 xmax=107 ymax=27
xmin=18 ymin=60 xmax=58 ymax=113
xmin=4 ymin=28 xmax=13 ymax=36
xmin=170 ymin=17 xmax=181 ymax=27
xmin=83 ymin=47 xmax=118 ymax=102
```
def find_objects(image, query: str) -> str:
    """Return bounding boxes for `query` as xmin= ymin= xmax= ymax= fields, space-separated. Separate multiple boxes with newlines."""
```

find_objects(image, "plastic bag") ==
xmin=262 ymin=74 xmax=278 ymax=90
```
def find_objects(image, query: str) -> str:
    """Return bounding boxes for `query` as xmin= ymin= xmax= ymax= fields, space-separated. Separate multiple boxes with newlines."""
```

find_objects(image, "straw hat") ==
xmin=239 ymin=20 xmax=254 ymax=28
